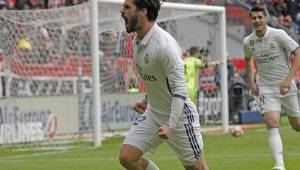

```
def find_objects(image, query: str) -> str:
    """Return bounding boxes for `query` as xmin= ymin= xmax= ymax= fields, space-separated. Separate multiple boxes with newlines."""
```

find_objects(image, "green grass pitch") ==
xmin=0 ymin=117 xmax=299 ymax=170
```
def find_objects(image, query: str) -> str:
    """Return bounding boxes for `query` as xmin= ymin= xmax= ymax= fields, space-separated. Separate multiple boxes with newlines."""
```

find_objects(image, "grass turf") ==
xmin=0 ymin=118 xmax=299 ymax=170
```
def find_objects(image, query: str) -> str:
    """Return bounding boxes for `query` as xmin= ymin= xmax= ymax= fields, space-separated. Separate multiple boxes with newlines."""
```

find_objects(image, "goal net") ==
xmin=0 ymin=1 xmax=227 ymax=147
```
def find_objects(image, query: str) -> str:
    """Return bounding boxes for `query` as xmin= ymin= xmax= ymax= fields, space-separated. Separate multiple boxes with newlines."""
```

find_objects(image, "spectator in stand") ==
xmin=285 ymin=0 xmax=300 ymax=23
xmin=247 ymin=0 xmax=265 ymax=7
xmin=0 ymin=0 xmax=7 ymax=9
xmin=48 ymin=0 xmax=65 ymax=8
xmin=227 ymin=58 xmax=236 ymax=82
xmin=37 ymin=27 xmax=55 ymax=63
xmin=264 ymin=0 xmax=282 ymax=26
xmin=65 ymin=0 xmax=81 ymax=6
xmin=6 ymin=0 xmax=16 ymax=9
xmin=15 ymin=0 xmax=33 ymax=9
xmin=284 ymin=0 xmax=300 ymax=34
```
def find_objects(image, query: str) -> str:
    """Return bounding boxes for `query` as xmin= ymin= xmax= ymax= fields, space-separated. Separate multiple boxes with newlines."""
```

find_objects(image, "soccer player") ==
xmin=184 ymin=46 xmax=220 ymax=104
xmin=243 ymin=6 xmax=300 ymax=170
xmin=119 ymin=0 xmax=209 ymax=170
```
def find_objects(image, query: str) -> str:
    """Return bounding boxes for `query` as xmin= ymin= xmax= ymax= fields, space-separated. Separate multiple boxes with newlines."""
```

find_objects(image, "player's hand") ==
xmin=249 ymin=83 xmax=259 ymax=96
xmin=280 ymin=79 xmax=291 ymax=95
xmin=210 ymin=60 xmax=222 ymax=67
xmin=133 ymin=100 xmax=148 ymax=114
xmin=157 ymin=125 xmax=172 ymax=139
xmin=215 ymin=60 xmax=223 ymax=65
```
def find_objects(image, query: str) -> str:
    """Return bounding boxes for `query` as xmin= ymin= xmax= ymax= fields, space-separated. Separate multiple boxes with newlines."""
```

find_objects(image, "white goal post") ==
xmin=94 ymin=0 xmax=228 ymax=147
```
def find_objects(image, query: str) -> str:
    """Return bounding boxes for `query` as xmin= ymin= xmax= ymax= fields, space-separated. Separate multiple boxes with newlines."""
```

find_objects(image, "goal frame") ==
xmin=93 ymin=0 xmax=228 ymax=147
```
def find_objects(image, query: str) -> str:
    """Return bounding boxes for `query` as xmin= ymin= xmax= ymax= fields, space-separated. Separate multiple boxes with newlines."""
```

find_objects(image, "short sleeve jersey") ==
xmin=133 ymin=23 xmax=195 ymax=116
xmin=243 ymin=26 xmax=299 ymax=91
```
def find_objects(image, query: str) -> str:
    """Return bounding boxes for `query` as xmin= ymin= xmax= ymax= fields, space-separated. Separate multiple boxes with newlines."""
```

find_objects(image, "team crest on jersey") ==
xmin=144 ymin=53 xmax=150 ymax=64
xmin=269 ymin=43 xmax=275 ymax=49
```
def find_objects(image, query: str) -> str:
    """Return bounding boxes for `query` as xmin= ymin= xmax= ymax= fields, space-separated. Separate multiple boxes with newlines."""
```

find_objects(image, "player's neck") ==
xmin=136 ymin=21 xmax=154 ymax=41
xmin=255 ymin=28 xmax=267 ymax=38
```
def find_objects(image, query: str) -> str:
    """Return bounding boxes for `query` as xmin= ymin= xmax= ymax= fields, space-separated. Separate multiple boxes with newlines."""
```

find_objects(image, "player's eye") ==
xmin=122 ymin=5 xmax=130 ymax=12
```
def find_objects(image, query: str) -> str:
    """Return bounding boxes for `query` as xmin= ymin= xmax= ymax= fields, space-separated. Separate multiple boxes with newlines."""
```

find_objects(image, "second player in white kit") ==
xmin=243 ymin=6 xmax=300 ymax=170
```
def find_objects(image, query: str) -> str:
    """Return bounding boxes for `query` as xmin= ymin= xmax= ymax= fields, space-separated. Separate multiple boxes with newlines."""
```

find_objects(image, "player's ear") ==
xmin=140 ymin=8 xmax=147 ymax=17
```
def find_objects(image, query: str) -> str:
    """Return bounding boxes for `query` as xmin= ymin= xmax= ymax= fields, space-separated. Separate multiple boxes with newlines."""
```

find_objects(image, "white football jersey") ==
xmin=133 ymin=23 xmax=196 ymax=116
xmin=243 ymin=26 xmax=299 ymax=93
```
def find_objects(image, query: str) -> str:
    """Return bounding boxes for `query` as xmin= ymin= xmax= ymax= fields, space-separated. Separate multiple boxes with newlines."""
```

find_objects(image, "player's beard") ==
xmin=125 ymin=14 xmax=140 ymax=33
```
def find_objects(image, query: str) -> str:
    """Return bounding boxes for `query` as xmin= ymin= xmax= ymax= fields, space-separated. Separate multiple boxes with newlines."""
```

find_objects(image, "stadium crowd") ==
xmin=0 ymin=0 xmax=87 ymax=9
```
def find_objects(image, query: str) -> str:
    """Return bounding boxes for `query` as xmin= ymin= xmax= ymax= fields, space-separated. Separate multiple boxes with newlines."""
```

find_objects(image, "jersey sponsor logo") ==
xmin=256 ymin=55 xmax=279 ymax=64
xmin=144 ymin=53 xmax=150 ymax=64
xmin=259 ymin=53 xmax=269 ymax=58
xmin=140 ymin=74 xmax=157 ymax=81
xmin=136 ymin=64 xmax=157 ymax=82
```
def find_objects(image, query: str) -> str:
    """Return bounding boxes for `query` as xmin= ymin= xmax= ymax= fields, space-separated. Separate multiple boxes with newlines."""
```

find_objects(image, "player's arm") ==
xmin=277 ymin=30 xmax=300 ymax=94
xmin=197 ymin=59 xmax=222 ymax=70
xmin=157 ymin=42 xmax=186 ymax=139
xmin=245 ymin=57 xmax=255 ymax=86
xmin=280 ymin=48 xmax=300 ymax=94
xmin=196 ymin=59 xmax=206 ymax=69
xmin=243 ymin=40 xmax=258 ymax=95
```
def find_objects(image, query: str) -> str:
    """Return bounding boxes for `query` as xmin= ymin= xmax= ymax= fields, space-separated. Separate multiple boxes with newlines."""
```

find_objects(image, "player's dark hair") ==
xmin=133 ymin=0 xmax=161 ymax=21
xmin=249 ymin=5 xmax=266 ymax=17
xmin=189 ymin=46 xmax=199 ymax=56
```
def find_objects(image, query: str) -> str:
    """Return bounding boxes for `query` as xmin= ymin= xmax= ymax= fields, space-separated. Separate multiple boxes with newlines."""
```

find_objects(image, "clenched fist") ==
xmin=157 ymin=125 xmax=172 ymax=139
xmin=133 ymin=100 xmax=148 ymax=114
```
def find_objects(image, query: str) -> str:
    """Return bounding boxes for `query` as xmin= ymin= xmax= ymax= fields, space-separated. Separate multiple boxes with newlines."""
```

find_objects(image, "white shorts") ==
xmin=259 ymin=94 xmax=300 ymax=117
xmin=123 ymin=107 xmax=203 ymax=166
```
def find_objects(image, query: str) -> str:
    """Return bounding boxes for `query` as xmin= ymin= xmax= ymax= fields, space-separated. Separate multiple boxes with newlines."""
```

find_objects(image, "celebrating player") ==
xmin=119 ymin=0 xmax=209 ymax=170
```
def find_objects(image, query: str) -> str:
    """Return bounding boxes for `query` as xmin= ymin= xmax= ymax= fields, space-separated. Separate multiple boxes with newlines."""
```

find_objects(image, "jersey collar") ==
xmin=140 ymin=23 xmax=157 ymax=46
xmin=254 ymin=25 xmax=270 ymax=39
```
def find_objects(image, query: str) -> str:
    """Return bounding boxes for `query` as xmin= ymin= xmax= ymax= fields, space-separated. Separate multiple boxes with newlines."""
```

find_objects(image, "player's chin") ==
xmin=254 ymin=26 xmax=263 ymax=32
xmin=280 ymin=88 xmax=289 ymax=95
xmin=280 ymin=91 xmax=287 ymax=95
xmin=158 ymin=135 xmax=169 ymax=139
